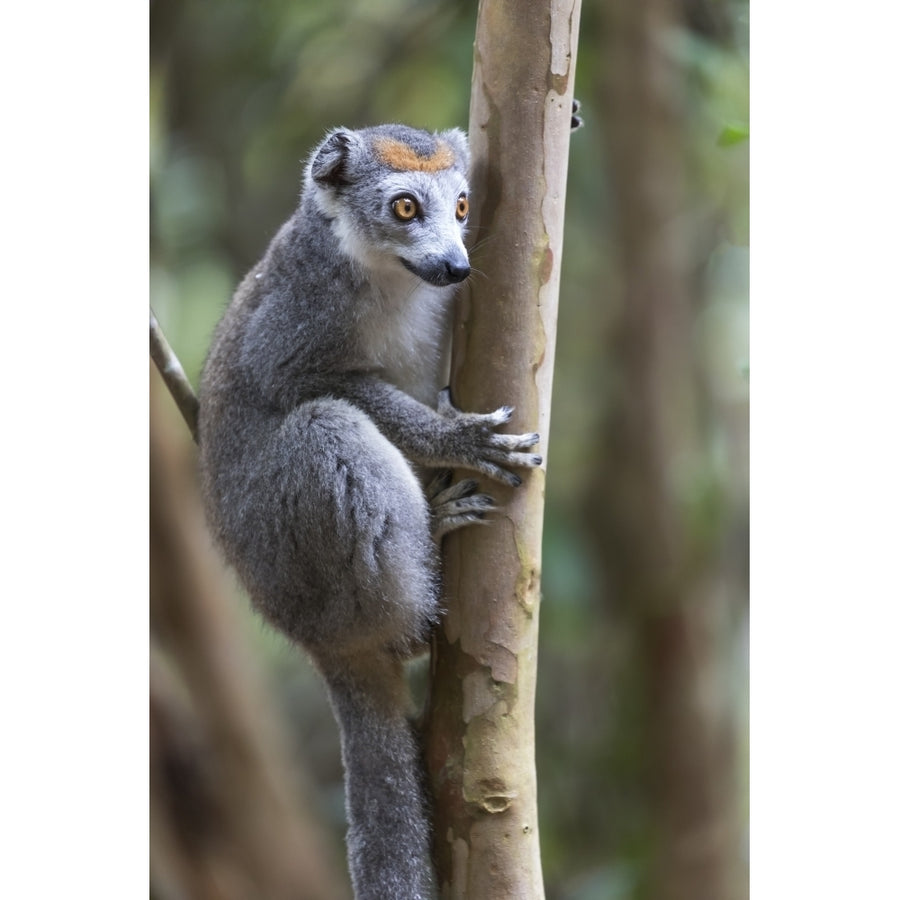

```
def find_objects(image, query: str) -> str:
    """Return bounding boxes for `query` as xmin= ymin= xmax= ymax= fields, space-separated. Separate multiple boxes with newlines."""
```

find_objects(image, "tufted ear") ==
xmin=439 ymin=128 xmax=470 ymax=176
xmin=309 ymin=129 xmax=365 ymax=187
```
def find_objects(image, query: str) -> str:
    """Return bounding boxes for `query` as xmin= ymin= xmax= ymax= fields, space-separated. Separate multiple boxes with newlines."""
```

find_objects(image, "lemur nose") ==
xmin=444 ymin=260 xmax=471 ymax=284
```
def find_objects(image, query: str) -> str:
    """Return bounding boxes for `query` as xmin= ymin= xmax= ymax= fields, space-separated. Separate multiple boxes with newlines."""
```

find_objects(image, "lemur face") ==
xmin=309 ymin=126 xmax=471 ymax=288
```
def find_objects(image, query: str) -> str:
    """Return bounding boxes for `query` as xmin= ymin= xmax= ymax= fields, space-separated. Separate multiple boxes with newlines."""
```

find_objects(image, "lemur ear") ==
xmin=440 ymin=128 xmax=470 ymax=176
xmin=310 ymin=129 xmax=362 ymax=187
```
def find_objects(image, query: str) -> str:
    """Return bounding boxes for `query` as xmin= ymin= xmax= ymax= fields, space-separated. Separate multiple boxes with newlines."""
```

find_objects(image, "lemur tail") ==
xmin=317 ymin=650 xmax=436 ymax=900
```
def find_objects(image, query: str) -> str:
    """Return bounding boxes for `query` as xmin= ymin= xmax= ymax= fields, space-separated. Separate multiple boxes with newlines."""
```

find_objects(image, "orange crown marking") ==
xmin=373 ymin=137 xmax=455 ymax=173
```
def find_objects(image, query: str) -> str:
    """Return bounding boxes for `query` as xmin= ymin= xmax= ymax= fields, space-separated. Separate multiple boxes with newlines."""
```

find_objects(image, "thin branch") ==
xmin=150 ymin=309 xmax=200 ymax=443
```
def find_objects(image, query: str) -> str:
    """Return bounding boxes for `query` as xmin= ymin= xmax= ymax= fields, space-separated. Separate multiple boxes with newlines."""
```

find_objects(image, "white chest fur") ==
xmin=357 ymin=271 xmax=453 ymax=407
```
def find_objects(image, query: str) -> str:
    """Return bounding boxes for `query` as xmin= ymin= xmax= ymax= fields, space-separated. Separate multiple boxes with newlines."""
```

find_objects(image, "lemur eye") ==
xmin=392 ymin=196 xmax=418 ymax=221
xmin=456 ymin=194 xmax=469 ymax=221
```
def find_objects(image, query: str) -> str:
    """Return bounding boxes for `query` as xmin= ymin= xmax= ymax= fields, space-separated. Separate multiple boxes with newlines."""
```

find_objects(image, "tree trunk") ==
xmin=424 ymin=1 xmax=582 ymax=896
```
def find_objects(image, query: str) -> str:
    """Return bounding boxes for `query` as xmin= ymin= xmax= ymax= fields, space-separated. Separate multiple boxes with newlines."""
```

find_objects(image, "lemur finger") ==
xmin=434 ymin=495 xmax=496 ymax=522
xmin=448 ymin=491 xmax=496 ymax=514
xmin=430 ymin=478 xmax=481 ymax=507
xmin=463 ymin=406 xmax=514 ymax=427
xmin=474 ymin=460 xmax=526 ymax=487
xmin=482 ymin=405 xmax=515 ymax=427
xmin=433 ymin=512 xmax=491 ymax=542
xmin=436 ymin=388 xmax=514 ymax=425
xmin=482 ymin=449 xmax=543 ymax=469
xmin=488 ymin=431 xmax=540 ymax=451
xmin=431 ymin=481 xmax=497 ymax=541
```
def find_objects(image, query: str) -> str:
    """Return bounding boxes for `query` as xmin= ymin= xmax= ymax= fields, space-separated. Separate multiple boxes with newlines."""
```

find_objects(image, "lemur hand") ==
xmin=436 ymin=387 xmax=542 ymax=487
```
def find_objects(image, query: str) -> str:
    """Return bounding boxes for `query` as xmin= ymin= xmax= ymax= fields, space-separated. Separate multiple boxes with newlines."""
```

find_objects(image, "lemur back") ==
xmin=198 ymin=124 xmax=541 ymax=900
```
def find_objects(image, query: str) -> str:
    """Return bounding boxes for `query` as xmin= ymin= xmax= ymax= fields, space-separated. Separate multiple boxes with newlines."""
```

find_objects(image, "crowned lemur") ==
xmin=198 ymin=124 xmax=541 ymax=900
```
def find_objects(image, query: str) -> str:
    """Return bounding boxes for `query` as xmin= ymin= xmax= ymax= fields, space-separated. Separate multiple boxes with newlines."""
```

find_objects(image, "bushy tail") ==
xmin=318 ymin=651 xmax=436 ymax=900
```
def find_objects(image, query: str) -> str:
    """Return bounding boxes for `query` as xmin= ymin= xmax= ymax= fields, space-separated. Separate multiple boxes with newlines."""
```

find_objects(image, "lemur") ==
xmin=197 ymin=125 xmax=541 ymax=899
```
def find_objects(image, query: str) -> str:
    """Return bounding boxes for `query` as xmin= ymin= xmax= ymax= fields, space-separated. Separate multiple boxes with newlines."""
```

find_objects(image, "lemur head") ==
xmin=306 ymin=125 xmax=471 ymax=288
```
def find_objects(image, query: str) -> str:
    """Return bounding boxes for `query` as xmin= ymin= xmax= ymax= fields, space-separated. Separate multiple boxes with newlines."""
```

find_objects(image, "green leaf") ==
xmin=717 ymin=122 xmax=750 ymax=147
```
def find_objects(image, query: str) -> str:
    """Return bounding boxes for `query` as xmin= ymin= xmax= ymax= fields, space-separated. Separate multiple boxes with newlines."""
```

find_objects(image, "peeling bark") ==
xmin=424 ymin=1 xmax=582 ymax=896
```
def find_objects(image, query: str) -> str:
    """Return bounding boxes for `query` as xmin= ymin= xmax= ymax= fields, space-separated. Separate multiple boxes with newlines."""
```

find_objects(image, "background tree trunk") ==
xmin=150 ymin=370 xmax=351 ymax=900
xmin=590 ymin=0 xmax=747 ymax=897
xmin=424 ymin=1 xmax=582 ymax=896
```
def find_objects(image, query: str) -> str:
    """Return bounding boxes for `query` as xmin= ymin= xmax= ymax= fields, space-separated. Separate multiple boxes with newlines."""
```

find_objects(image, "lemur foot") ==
xmin=571 ymin=98 xmax=584 ymax=132
xmin=427 ymin=470 xmax=497 ymax=541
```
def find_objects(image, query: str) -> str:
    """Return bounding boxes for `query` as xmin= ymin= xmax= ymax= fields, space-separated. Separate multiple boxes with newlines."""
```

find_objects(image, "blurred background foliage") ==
xmin=150 ymin=0 xmax=748 ymax=897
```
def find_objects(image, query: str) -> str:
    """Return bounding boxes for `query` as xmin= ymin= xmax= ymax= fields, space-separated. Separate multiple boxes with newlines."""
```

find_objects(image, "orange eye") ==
xmin=392 ymin=196 xmax=418 ymax=221
xmin=456 ymin=194 xmax=469 ymax=221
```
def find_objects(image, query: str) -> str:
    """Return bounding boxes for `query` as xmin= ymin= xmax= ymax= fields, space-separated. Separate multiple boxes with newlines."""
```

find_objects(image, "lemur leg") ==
xmin=425 ymin=469 xmax=497 ymax=541
xmin=244 ymin=397 xmax=441 ymax=653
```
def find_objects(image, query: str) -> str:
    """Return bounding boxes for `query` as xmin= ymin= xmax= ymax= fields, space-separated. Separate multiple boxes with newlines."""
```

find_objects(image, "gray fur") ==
xmin=197 ymin=124 xmax=541 ymax=900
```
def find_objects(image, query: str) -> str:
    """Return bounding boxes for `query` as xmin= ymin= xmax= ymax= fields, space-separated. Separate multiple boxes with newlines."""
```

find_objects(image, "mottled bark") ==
xmin=424 ymin=1 xmax=582 ymax=896
xmin=150 ymin=371 xmax=350 ymax=900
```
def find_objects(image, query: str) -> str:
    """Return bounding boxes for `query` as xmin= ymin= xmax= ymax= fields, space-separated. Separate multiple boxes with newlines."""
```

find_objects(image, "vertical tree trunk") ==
xmin=424 ymin=1 xmax=582 ymax=896
xmin=593 ymin=1 xmax=746 ymax=898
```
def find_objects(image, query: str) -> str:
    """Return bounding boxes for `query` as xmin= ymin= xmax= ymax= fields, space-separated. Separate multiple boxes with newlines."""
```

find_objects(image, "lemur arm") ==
xmin=295 ymin=373 xmax=541 ymax=487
